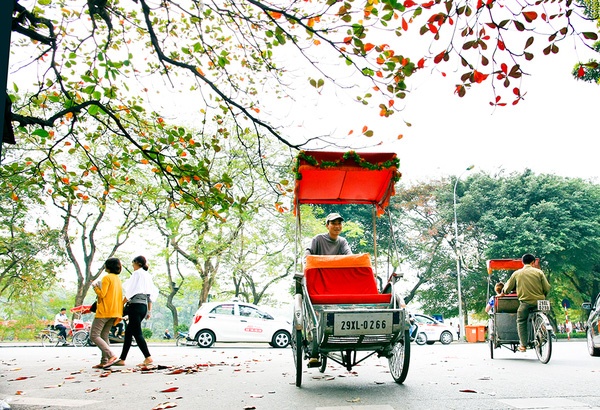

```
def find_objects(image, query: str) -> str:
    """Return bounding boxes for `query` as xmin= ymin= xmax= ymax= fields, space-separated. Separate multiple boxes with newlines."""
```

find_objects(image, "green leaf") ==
xmin=32 ymin=129 xmax=49 ymax=138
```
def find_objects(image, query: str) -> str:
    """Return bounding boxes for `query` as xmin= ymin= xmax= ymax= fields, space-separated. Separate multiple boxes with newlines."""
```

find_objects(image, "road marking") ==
xmin=317 ymin=406 xmax=394 ymax=410
xmin=498 ymin=398 xmax=597 ymax=409
xmin=6 ymin=396 xmax=100 ymax=407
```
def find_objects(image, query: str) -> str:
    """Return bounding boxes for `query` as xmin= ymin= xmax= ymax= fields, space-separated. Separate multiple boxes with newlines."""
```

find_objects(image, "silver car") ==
xmin=583 ymin=294 xmax=600 ymax=357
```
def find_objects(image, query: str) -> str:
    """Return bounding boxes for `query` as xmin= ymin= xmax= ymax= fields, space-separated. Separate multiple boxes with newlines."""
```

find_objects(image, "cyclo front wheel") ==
xmin=292 ymin=328 xmax=303 ymax=387
xmin=389 ymin=329 xmax=411 ymax=384
xmin=533 ymin=313 xmax=552 ymax=364
xmin=72 ymin=331 xmax=89 ymax=347
xmin=292 ymin=292 xmax=304 ymax=387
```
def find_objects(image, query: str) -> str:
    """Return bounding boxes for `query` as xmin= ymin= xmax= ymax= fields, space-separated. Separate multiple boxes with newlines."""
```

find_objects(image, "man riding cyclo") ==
xmin=501 ymin=253 xmax=551 ymax=352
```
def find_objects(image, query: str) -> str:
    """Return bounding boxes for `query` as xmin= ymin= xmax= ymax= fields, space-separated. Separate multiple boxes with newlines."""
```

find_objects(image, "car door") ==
xmin=593 ymin=294 xmax=600 ymax=345
xmin=236 ymin=304 xmax=272 ymax=343
xmin=206 ymin=303 xmax=238 ymax=341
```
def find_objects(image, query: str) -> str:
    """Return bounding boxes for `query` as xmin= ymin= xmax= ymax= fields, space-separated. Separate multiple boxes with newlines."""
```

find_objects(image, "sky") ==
xmin=288 ymin=46 xmax=599 ymax=185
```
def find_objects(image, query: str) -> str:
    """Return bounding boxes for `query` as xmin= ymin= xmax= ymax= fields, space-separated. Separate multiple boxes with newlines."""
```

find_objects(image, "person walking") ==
xmin=109 ymin=255 xmax=159 ymax=368
xmin=502 ymin=253 xmax=550 ymax=352
xmin=90 ymin=257 xmax=123 ymax=369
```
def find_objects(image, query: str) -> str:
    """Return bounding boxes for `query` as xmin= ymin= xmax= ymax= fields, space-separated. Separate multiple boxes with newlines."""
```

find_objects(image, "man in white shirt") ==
xmin=54 ymin=308 xmax=69 ymax=343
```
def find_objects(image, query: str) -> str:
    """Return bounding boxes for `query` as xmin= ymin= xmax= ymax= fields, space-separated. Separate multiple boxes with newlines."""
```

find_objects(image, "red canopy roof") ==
xmin=486 ymin=258 xmax=540 ymax=274
xmin=293 ymin=151 xmax=400 ymax=215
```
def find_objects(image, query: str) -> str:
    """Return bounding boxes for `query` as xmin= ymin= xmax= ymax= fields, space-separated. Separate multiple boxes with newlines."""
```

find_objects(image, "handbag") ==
xmin=90 ymin=301 xmax=97 ymax=313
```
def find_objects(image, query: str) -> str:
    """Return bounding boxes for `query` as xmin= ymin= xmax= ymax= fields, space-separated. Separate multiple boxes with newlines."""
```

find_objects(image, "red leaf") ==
xmin=152 ymin=403 xmax=178 ymax=410
xmin=523 ymin=11 xmax=538 ymax=22
xmin=404 ymin=0 xmax=417 ymax=7
xmin=417 ymin=58 xmax=426 ymax=69
xmin=577 ymin=66 xmax=585 ymax=77
xmin=433 ymin=51 xmax=445 ymax=64
xmin=513 ymin=87 xmax=520 ymax=96
xmin=402 ymin=18 xmax=408 ymax=31
xmin=498 ymin=40 xmax=505 ymax=50
xmin=472 ymin=70 xmax=489 ymax=84
xmin=428 ymin=23 xmax=438 ymax=34
xmin=161 ymin=387 xmax=179 ymax=393
xmin=501 ymin=63 xmax=508 ymax=74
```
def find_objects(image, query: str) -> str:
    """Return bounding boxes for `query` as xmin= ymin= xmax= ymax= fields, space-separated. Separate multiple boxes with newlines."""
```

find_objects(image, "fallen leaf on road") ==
xmin=459 ymin=389 xmax=477 ymax=393
xmin=85 ymin=387 xmax=100 ymax=393
xmin=243 ymin=407 xmax=256 ymax=410
xmin=160 ymin=387 xmax=179 ymax=393
xmin=152 ymin=402 xmax=177 ymax=409
xmin=8 ymin=376 xmax=35 ymax=381
xmin=249 ymin=394 xmax=263 ymax=398
xmin=44 ymin=383 xmax=63 ymax=389
xmin=99 ymin=372 xmax=111 ymax=378
xmin=347 ymin=397 xmax=361 ymax=403
xmin=15 ymin=391 xmax=24 ymax=395
xmin=10 ymin=368 xmax=22 ymax=371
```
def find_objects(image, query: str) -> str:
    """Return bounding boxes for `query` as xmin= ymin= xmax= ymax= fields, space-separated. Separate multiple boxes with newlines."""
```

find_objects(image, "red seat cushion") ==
xmin=304 ymin=254 xmax=391 ymax=305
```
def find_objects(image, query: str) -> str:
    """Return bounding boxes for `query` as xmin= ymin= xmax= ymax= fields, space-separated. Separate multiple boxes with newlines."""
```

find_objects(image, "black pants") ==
xmin=55 ymin=324 xmax=67 ymax=339
xmin=120 ymin=303 xmax=151 ymax=360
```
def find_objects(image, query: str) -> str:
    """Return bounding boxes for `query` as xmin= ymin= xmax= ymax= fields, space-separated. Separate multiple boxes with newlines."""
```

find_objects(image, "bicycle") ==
xmin=38 ymin=325 xmax=89 ymax=347
xmin=175 ymin=331 xmax=197 ymax=347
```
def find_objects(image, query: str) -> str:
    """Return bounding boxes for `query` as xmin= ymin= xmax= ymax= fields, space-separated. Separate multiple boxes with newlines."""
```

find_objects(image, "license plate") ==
xmin=334 ymin=312 xmax=393 ymax=336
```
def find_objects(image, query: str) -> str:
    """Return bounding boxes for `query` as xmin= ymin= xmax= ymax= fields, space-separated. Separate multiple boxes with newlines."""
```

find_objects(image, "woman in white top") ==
xmin=109 ymin=255 xmax=159 ymax=367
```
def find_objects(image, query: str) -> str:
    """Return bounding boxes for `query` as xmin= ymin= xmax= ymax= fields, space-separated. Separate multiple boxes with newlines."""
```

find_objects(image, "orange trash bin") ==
xmin=476 ymin=325 xmax=487 ymax=342
xmin=465 ymin=325 xmax=478 ymax=343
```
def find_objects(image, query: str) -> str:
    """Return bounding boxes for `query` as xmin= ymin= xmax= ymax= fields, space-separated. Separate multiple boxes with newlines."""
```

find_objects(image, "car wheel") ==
xmin=426 ymin=341 xmax=435 ymax=345
xmin=440 ymin=330 xmax=453 ymax=345
xmin=271 ymin=330 xmax=291 ymax=348
xmin=587 ymin=328 xmax=600 ymax=357
xmin=196 ymin=330 xmax=216 ymax=348
xmin=415 ymin=332 xmax=427 ymax=345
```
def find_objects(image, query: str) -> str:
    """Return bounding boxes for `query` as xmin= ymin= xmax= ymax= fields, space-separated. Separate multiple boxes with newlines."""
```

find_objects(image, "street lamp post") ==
xmin=453 ymin=165 xmax=474 ymax=341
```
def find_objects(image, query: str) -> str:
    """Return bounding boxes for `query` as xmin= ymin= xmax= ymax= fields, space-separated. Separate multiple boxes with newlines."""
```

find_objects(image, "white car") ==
xmin=413 ymin=313 xmax=455 ymax=345
xmin=188 ymin=300 xmax=291 ymax=348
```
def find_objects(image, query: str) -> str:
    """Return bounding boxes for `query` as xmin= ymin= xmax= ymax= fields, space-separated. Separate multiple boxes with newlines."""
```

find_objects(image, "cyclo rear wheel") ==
xmin=533 ymin=312 xmax=552 ymax=364
xmin=389 ymin=329 xmax=411 ymax=384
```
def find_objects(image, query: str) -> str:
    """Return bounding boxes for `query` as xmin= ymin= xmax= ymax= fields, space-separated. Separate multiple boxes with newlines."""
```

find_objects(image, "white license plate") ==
xmin=334 ymin=312 xmax=393 ymax=336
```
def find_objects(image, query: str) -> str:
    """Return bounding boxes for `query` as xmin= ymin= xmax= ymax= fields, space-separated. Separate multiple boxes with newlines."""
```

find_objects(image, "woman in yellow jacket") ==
xmin=91 ymin=257 xmax=123 ymax=368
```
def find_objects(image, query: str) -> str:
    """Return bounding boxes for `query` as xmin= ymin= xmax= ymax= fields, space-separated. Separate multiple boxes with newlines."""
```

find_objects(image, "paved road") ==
xmin=1 ymin=340 xmax=599 ymax=410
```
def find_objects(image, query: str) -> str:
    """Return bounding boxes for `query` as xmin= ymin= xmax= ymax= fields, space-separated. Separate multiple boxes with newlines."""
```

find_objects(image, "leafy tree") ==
xmin=388 ymin=172 xmax=600 ymax=324
xmin=462 ymin=171 xmax=600 ymax=309
xmin=0 ymin=156 xmax=64 ymax=305
xmin=8 ymin=0 xmax=599 ymax=164
xmin=573 ymin=0 xmax=600 ymax=82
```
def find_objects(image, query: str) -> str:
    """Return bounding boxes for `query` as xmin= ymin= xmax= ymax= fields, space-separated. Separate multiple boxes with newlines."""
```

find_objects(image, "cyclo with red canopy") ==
xmin=292 ymin=151 xmax=410 ymax=387
xmin=486 ymin=258 xmax=553 ymax=363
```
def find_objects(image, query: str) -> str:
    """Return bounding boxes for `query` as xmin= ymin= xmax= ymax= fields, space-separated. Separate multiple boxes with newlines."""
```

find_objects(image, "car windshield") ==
xmin=240 ymin=305 xmax=273 ymax=320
